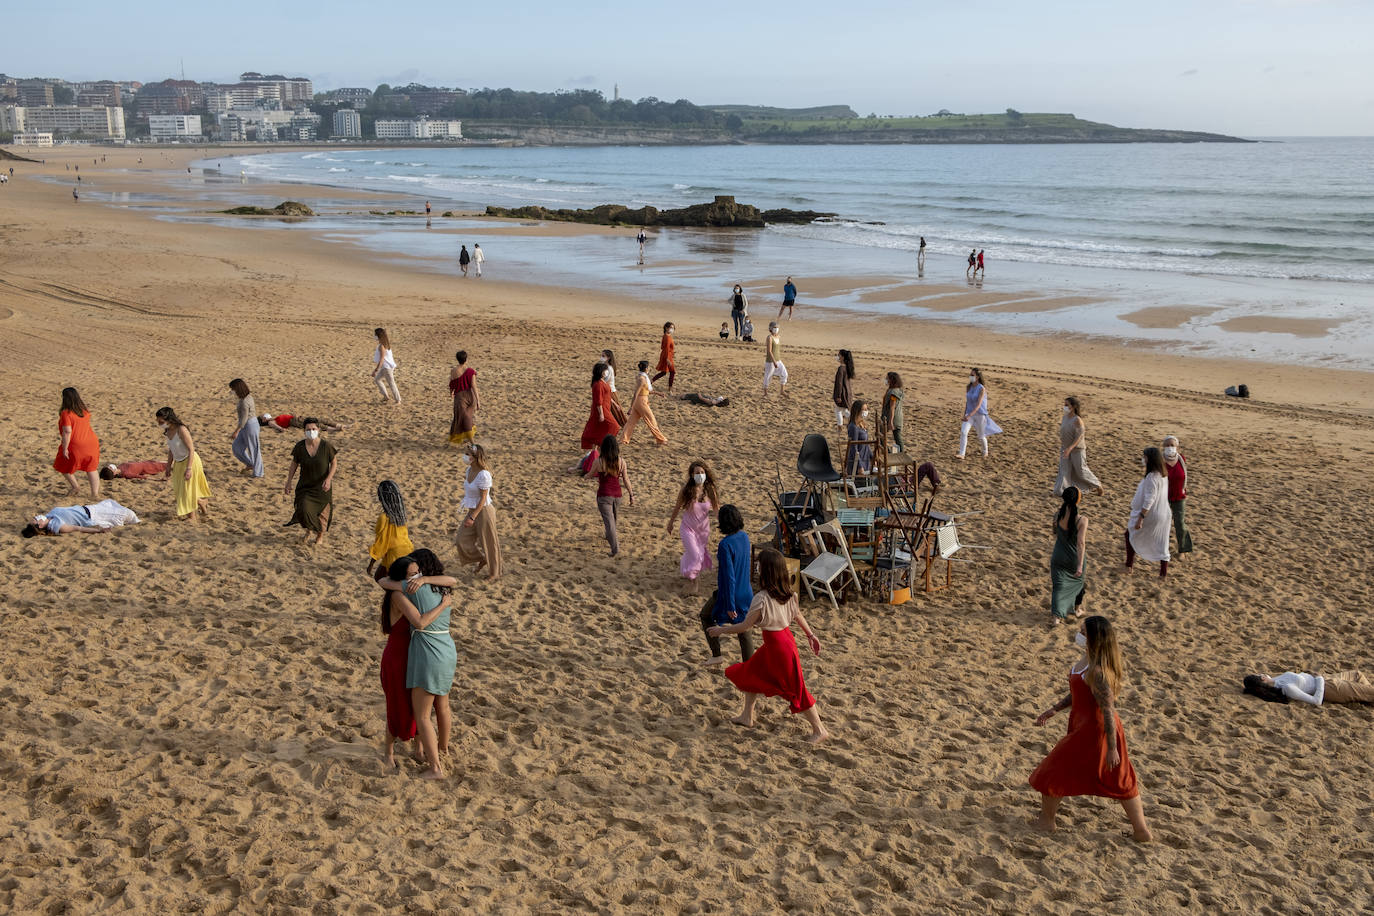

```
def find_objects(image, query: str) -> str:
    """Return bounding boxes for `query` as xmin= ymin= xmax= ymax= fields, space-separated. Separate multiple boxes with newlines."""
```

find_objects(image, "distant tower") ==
xmin=614 ymin=84 xmax=619 ymax=101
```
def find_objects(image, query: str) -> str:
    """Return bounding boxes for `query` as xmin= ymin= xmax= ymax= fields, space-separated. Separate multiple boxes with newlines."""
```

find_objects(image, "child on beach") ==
xmin=719 ymin=322 xmax=730 ymax=340
xmin=367 ymin=480 xmax=414 ymax=581
xmin=666 ymin=460 xmax=720 ymax=594
xmin=590 ymin=434 xmax=634 ymax=556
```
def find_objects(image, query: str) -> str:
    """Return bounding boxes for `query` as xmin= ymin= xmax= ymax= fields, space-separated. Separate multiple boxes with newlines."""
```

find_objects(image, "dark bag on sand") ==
xmin=1225 ymin=384 xmax=1251 ymax=398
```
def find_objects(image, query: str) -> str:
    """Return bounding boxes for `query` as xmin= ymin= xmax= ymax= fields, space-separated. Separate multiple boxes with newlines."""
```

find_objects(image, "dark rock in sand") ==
xmin=485 ymin=196 xmax=834 ymax=228
xmin=222 ymin=201 xmax=315 ymax=217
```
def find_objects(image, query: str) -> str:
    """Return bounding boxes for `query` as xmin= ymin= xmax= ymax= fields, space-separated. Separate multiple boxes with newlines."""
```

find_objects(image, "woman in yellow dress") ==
xmin=366 ymin=479 xmax=414 ymax=581
xmin=156 ymin=407 xmax=211 ymax=522
xmin=620 ymin=359 xmax=668 ymax=445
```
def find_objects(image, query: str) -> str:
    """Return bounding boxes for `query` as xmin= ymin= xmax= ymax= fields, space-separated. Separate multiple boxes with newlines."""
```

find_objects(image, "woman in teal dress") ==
xmin=1050 ymin=486 xmax=1088 ymax=624
xmin=381 ymin=549 xmax=458 ymax=779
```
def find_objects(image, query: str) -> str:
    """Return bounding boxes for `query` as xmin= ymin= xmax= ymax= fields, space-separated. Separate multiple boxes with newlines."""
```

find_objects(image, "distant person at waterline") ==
xmin=778 ymin=276 xmax=797 ymax=320
xmin=918 ymin=236 xmax=927 ymax=270
xmin=967 ymin=249 xmax=976 ymax=277
xmin=637 ymin=229 xmax=647 ymax=261
xmin=976 ymin=249 xmax=985 ymax=276
xmin=472 ymin=243 xmax=484 ymax=278
xmin=458 ymin=244 xmax=471 ymax=277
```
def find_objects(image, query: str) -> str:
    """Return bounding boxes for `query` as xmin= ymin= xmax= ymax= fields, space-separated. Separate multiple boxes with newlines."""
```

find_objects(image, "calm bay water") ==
xmin=200 ymin=140 xmax=1374 ymax=367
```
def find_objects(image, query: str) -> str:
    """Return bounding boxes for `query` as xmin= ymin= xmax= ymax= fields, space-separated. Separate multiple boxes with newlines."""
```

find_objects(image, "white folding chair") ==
xmin=799 ymin=520 xmax=860 ymax=610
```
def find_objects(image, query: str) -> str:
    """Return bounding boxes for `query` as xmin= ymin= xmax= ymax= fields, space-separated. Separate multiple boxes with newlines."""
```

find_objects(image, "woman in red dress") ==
xmin=650 ymin=321 xmax=676 ymax=391
xmin=376 ymin=555 xmax=451 ymax=770
xmin=580 ymin=362 xmax=621 ymax=449
xmin=448 ymin=350 xmax=479 ymax=446
xmin=709 ymin=549 xmax=830 ymax=743
xmin=1030 ymin=615 xmax=1152 ymax=841
xmin=53 ymin=387 xmax=101 ymax=500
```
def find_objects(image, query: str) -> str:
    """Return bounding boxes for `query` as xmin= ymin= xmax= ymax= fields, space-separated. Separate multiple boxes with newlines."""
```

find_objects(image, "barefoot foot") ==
xmin=730 ymin=714 xmax=755 ymax=728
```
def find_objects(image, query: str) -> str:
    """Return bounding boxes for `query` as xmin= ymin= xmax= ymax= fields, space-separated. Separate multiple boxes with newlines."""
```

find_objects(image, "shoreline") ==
xmin=3 ymin=143 xmax=1374 ymax=914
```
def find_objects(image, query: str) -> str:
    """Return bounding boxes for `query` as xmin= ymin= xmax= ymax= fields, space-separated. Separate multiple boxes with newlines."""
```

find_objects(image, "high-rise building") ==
xmin=374 ymin=117 xmax=462 ymax=140
xmin=17 ymin=80 xmax=54 ymax=107
xmin=332 ymin=108 xmax=361 ymax=138
xmin=148 ymin=114 xmax=202 ymax=140
xmin=1 ymin=105 xmax=126 ymax=139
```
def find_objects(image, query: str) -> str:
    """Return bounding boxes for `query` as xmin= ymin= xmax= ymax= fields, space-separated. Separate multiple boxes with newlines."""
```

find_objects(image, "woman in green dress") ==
xmin=281 ymin=418 xmax=338 ymax=545
xmin=385 ymin=548 xmax=458 ymax=779
xmin=1050 ymin=486 xmax=1088 ymax=625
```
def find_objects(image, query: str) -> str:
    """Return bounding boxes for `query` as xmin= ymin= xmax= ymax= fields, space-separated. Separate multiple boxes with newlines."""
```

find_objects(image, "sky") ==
xmin=5 ymin=0 xmax=1372 ymax=136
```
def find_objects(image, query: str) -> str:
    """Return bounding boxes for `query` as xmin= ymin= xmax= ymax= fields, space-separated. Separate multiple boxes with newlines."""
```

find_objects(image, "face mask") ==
xmin=1163 ymin=446 xmax=1178 ymax=459
xmin=861 ymin=411 xmax=869 ymax=420
xmin=1075 ymin=632 xmax=1087 ymax=648
xmin=1062 ymin=406 xmax=1071 ymax=414
xmin=462 ymin=454 xmax=471 ymax=465
xmin=836 ymin=356 xmax=843 ymax=364
xmin=692 ymin=472 xmax=706 ymax=485
xmin=157 ymin=422 xmax=168 ymax=430
xmin=969 ymin=375 xmax=977 ymax=384
xmin=305 ymin=429 xmax=319 ymax=440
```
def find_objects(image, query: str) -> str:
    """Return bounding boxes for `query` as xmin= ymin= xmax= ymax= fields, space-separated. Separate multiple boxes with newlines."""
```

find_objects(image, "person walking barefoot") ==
xmin=666 ymin=460 xmax=719 ymax=595
xmin=1029 ymin=615 xmax=1152 ymax=842
xmin=708 ymin=549 xmax=829 ymax=744
xmin=53 ymin=387 xmax=102 ymax=500
xmin=762 ymin=322 xmax=788 ymax=398
xmin=590 ymin=434 xmax=634 ymax=557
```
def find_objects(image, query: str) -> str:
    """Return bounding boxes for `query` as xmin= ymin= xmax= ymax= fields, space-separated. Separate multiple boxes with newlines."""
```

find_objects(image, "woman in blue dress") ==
xmin=381 ymin=548 xmax=458 ymax=779
xmin=957 ymin=368 xmax=1003 ymax=460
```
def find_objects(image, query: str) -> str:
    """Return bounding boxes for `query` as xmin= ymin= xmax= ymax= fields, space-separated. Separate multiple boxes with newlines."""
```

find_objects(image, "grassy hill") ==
xmin=705 ymin=104 xmax=860 ymax=121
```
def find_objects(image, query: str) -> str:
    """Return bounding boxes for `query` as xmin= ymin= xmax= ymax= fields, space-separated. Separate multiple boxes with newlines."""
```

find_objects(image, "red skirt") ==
xmin=725 ymin=628 xmax=815 ymax=713
xmin=581 ymin=414 xmax=620 ymax=450
xmin=380 ymin=625 xmax=417 ymax=740
xmin=1029 ymin=672 xmax=1138 ymax=800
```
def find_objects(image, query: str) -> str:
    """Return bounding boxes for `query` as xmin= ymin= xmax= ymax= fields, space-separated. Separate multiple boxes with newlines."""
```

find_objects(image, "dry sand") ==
xmin=2 ymin=146 xmax=1373 ymax=914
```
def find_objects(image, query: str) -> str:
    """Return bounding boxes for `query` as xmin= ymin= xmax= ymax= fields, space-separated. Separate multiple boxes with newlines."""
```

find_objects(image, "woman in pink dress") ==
xmin=666 ymin=460 xmax=720 ymax=594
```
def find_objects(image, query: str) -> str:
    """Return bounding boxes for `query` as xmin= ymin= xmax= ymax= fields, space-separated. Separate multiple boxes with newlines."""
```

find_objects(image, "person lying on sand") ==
xmin=22 ymin=498 xmax=140 ymax=537
xmin=100 ymin=460 xmax=168 ymax=481
xmin=679 ymin=393 xmax=731 ymax=408
xmin=1243 ymin=671 xmax=1374 ymax=706
xmin=260 ymin=413 xmax=345 ymax=433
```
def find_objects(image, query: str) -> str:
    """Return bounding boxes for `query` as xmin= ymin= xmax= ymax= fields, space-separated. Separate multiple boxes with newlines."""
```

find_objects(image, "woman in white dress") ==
xmin=1125 ymin=447 xmax=1170 ymax=579
xmin=372 ymin=327 xmax=401 ymax=405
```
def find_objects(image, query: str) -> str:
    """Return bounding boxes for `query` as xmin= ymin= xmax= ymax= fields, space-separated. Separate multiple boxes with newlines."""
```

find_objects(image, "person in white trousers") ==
xmin=472 ymin=243 xmax=484 ymax=278
xmin=372 ymin=327 xmax=401 ymax=405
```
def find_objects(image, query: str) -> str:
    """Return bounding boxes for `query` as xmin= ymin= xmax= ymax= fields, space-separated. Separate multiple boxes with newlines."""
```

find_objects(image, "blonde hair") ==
xmin=1085 ymin=615 xmax=1124 ymax=696
xmin=468 ymin=442 xmax=489 ymax=473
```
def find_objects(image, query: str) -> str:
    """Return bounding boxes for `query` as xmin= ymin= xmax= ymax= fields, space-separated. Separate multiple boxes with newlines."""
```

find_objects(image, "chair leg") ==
xmin=824 ymin=581 xmax=838 ymax=611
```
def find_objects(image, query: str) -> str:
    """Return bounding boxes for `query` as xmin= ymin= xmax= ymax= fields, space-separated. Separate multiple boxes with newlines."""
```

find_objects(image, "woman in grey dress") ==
xmin=229 ymin=378 xmax=264 ymax=478
xmin=1054 ymin=397 xmax=1103 ymax=497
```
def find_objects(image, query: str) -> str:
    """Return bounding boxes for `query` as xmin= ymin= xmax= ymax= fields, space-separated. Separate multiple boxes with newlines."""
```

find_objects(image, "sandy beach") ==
xmin=2 ymin=145 xmax=1373 ymax=913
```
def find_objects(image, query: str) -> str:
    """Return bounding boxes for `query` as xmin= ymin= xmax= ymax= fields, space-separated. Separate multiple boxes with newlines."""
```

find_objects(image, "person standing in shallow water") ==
xmin=778 ymin=276 xmax=797 ymax=320
xmin=1030 ymin=615 xmax=1152 ymax=842
xmin=458 ymin=244 xmax=470 ymax=277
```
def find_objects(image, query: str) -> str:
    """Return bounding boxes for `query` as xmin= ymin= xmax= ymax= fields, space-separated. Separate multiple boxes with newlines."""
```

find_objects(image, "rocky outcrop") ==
xmin=222 ymin=201 xmax=315 ymax=217
xmin=485 ymin=196 xmax=834 ymax=228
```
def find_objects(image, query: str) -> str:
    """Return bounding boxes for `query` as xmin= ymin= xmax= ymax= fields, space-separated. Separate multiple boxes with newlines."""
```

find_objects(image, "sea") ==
xmin=191 ymin=139 xmax=1374 ymax=368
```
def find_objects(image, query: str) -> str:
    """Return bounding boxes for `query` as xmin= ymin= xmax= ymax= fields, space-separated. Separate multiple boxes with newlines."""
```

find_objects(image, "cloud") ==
xmin=566 ymin=75 xmax=598 ymax=86
xmin=1263 ymin=64 xmax=1277 ymax=73
xmin=1180 ymin=68 xmax=1199 ymax=77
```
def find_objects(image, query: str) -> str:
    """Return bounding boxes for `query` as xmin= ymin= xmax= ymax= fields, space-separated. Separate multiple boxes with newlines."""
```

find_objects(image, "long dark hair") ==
xmin=592 ymin=362 xmax=608 ymax=386
xmin=1056 ymin=486 xmax=1080 ymax=532
xmin=673 ymin=460 xmax=719 ymax=514
xmin=229 ymin=378 xmax=250 ymax=399
xmin=411 ymin=548 xmax=451 ymax=595
xmin=1142 ymin=447 xmax=1166 ymax=478
xmin=886 ymin=372 xmax=903 ymax=390
xmin=380 ymin=555 xmax=417 ymax=633
xmin=1243 ymin=675 xmax=1290 ymax=704
xmin=839 ymin=349 xmax=855 ymax=380
xmin=718 ymin=504 xmax=744 ymax=536
xmin=155 ymin=406 xmax=185 ymax=429
xmin=374 ymin=327 xmax=391 ymax=350
xmin=598 ymin=434 xmax=620 ymax=469
xmin=377 ymin=479 xmax=406 ymax=526
xmin=758 ymin=548 xmax=794 ymax=602
xmin=60 ymin=387 xmax=88 ymax=417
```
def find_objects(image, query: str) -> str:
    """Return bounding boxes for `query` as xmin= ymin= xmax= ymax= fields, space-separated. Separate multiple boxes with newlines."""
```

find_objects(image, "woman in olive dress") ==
xmin=282 ymin=417 xmax=338 ymax=545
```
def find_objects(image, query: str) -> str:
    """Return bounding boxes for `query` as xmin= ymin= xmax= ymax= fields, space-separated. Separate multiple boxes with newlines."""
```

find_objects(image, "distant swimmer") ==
xmin=425 ymin=200 xmax=432 ymax=216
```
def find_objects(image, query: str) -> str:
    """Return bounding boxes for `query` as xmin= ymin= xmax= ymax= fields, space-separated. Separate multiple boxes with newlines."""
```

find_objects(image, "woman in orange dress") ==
xmin=1029 ymin=615 xmax=1152 ymax=841
xmin=620 ymin=360 xmax=667 ymax=445
xmin=650 ymin=321 xmax=676 ymax=392
xmin=580 ymin=362 xmax=621 ymax=449
xmin=53 ymin=387 xmax=101 ymax=499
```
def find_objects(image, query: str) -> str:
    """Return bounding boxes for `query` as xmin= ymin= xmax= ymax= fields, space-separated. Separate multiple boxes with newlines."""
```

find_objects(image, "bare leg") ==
xmin=86 ymin=471 xmax=101 ymax=500
xmin=1034 ymin=794 xmax=1062 ymax=833
xmin=802 ymin=706 xmax=829 ymax=743
xmin=435 ymin=695 xmax=452 ymax=761
xmin=384 ymin=735 xmax=397 ymax=769
xmin=1121 ymin=796 xmax=1153 ymax=842
xmin=62 ymin=472 xmax=80 ymax=495
xmin=411 ymin=688 xmax=443 ymax=779
xmin=732 ymin=693 xmax=758 ymax=727
xmin=197 ymin=498 xmax=210 ymax=519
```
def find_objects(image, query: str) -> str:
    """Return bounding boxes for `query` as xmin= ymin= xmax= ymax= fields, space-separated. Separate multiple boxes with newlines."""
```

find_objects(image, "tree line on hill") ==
xmin=356 ymin=86 xmax=740 ymax=130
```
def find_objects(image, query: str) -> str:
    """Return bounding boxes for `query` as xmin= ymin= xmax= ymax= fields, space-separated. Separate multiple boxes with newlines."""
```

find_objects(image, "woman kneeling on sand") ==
xmin=1030 ymin=615 xmax=1152 ymax=842
xmin=708 ymin=548 xmax=829 ymax=744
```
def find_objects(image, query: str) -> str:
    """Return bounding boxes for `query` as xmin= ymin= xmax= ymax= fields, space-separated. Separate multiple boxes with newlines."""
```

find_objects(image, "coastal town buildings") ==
xmin=1 ymin=104 xmax=126 ymax=139
xmin=374 ymin=117 xmax=462 ymax=140
xmin=148 ymin=114 xmax=202 ymax=140
xmin=332 ymin=109 xmax=362 ymax=138
xmin=332 ymin=87 xmax=372 ymax=106
xmin=13 ymin=131 xmax=54 ymax=146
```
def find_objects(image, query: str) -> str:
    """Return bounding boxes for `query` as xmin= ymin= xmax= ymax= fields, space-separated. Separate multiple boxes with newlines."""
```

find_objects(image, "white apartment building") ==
xmin=373 ymin=117 xmax=462 ymax=140
xmin=148 ymin=115 xmax=203 ymax=140
xmin=332 ymin=108 xmax=361 ymax=138
xmin=0 ymin=105 xmax=125 ymax=139
xmin=15 ymin=131 xmax=54 ymax=147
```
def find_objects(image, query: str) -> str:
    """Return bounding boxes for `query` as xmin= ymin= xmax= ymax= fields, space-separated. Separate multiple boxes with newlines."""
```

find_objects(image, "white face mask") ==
xmin=157 ymin=422 xmax=168 ymax=431
xmin=1075 ymin=632 xmax=1088 ymax=648
xmin=1163 ymin=446 xmax=1178 ymax=459
xmin=861 ymin=411 xmax=869 ymax=420
xmin=1062 ymin=406 xmax=1071 ymax=414
xmin=969 ymin=375 xmax=978 ymax=384
xmin=836 ymin=355 xmax=843 ymax=364
xmin=692 ymin=472 xmax=706 ymax=485
xmin=462 ymin=454 xmax=471 ymax=465
xmin=305 ymin=429 xmax=320 ymax=440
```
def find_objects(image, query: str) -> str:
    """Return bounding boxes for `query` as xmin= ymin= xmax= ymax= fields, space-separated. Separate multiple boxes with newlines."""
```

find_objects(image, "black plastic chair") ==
xmin=797 ymin=434 xmax=841 ymax=511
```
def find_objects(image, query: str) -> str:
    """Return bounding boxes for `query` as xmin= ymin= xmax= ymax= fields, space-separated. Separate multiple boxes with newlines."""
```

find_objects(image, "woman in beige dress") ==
xmin=1054 ymin=397 xmax=1103 ymax=497
xmin=455 ymin=443 xmax=501 ymax=580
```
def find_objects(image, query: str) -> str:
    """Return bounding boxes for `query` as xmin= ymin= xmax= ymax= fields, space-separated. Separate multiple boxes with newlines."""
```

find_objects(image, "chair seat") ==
xmin=802 ymin=553 xmax=849 ymax=581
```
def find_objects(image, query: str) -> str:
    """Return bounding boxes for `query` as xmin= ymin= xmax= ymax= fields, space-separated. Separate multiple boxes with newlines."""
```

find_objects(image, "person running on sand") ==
xmin=762 ymin=322 xmax=788 ymax=398
xmin=1030 ymin=615 xmax=1152 ymax=842
xmin=366 ymin=480 xmax=414 ymax=581
xmin=100 ymin=460 xmax=167 ymax=481
xmin=651 ymin=322 xmax=676 ymax=391
xmin=622 ymin=360 xmax=668 ymax=445
xmin=590 ymin=434 xmax=634 ymax=557
xmin=53 ymin=387 xmax=101 ymax=500
xmin=157 ymin=407 xmax=211 ymax=523
xmin=666 ymin=460 xmax=719 ymax=595
xmin=709 ymin=548 xmax=829 ymax=744
xmin=778 ymin=277 xmax=797 ymax=320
